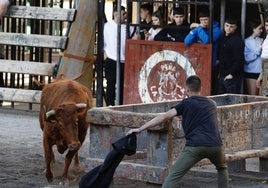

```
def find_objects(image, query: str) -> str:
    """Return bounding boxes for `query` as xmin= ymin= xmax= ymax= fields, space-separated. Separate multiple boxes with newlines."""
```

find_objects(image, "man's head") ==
xmin=113 ymin=6 xmax=126 ymax=23
xmin=140 ymin=3 xmax=153 ymax=22
xmin=198 ymin=11 xmax=210 ymax=28
xmin=224 ymin=18 xmax=238 ymax=36
xmin=171 ymin=7 xmax=185 ymax=26
xmin=185 ymin=75 xmax=201 ymax=96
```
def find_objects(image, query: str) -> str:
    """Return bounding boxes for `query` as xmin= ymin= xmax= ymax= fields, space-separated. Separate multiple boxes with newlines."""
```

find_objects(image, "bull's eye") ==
xmin=76 ymin=119 xmax=79 ymax=126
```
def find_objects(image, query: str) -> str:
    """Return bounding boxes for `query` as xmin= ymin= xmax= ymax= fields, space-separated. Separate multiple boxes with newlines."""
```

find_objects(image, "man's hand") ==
xmin=0 ymin=0 xmax=10 ymax=19
xmin=256 ymin=76 xmax=262 ymax=88
xmin=224 ymin=74 xmax=233 ymax=81
xmin=190 ymin=23 xmax=199 ymax=29
xmin=126 ymin=128 xmax=141 ymax=136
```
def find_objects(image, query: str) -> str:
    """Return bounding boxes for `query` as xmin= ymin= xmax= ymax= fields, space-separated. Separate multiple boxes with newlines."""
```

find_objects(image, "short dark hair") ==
xmin=113 ymin=5 xmax=126 ymax=13
xmin=185 ymin=75 xmax=201 ymax=92
xmin=198 ymin=11 xmax=209 ymax=18
xmin=141 ymin=3 xmax=153 ymax=15
xmin=225 ymin=17 xmax=238 ymax=25
xmin=172 ymin=7 xmax=185 ymax=16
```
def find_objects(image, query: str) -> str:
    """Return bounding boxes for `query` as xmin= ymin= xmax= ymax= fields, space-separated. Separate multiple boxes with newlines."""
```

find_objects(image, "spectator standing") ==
xmin=145 ymin=7 xmax=163 ymax=41
xmin=184 ymin=11 xmax=222 ymax=94
xmin=154 ymin=6 xmax=190 ymax=42
xmin=132 ymin=3 xmax=153 ymax=40
xmin=127 ymin=75 xmax=229 ymax=188
xmin=217 ymin=18 xmax=245 ymax=94
xmin=103 ymin=6 xmax=127 ymax=106
xmin=244 ymin=20 xmax=263 ymax=95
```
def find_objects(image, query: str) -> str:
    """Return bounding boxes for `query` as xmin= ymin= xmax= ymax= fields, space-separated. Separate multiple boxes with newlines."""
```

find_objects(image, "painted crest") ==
xmin=138 ymin=50 xmax=196 ymax=103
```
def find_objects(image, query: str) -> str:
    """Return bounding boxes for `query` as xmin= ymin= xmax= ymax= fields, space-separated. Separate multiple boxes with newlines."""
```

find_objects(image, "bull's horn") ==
xmin=76 ymin=103 xmax=87 ymax=109
xmin=46 ymin=110 xmax=55 ymax=119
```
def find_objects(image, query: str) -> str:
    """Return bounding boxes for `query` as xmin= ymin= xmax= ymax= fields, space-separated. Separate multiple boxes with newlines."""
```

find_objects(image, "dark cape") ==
xmin=79 ymin=133 xmax=137 ymax=188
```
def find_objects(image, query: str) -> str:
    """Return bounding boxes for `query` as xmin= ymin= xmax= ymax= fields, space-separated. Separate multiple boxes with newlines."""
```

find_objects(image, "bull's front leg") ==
xmin=43 ymin=137 xmax=54 ymax=182
xmin=61 ymin=150 xmax=78 ymax=182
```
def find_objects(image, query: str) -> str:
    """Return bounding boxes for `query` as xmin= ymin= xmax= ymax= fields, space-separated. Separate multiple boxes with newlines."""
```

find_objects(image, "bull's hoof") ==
xmin=60 ymin=177 xmax=69 ymax=186
xmin=45 ymin=171 xmax=54 ymax=183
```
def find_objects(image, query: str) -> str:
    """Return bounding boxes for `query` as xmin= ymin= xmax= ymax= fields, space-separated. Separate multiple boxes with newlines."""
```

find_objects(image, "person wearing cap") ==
xmin=154 ymin=6 xmax=190 ymax=42
xmin=127 ymin=75 xmax=229 ymax=188
xmin=217 ymin=18 xmax=245 ymax=94
xmin=184 ymin=11 xmax=222 ymax=94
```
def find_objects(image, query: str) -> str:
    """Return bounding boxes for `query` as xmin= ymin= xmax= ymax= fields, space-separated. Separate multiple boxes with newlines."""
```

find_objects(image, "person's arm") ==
xmin=244 ymin=39 xmax=262 ymax=63
xmin=212 ymin=23 xmax=223 ymax=43
xmin=126 ymin=108 xmax=177 ymax=135
xmin=0 ymin=0 xmax=11 ymax=19
xmin=154 ymin=26 xmax=173 ymax=41
xmin=184 ymin=27 xmax=199 ymax=45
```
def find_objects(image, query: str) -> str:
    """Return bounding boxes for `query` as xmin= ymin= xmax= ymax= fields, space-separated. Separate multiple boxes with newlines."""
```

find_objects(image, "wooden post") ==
xmin=57 ymin=0 xmax=97 ymax=89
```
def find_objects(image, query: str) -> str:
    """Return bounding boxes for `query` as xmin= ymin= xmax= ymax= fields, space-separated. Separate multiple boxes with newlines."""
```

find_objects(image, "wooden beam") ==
xmin=0 ymin=60 xmax=55 ymax=76
xmin=0 ymin=87 xmax=41 ymax=103
xmin=57 ymin=1 xmax=97 ymax=88
xmin=0 ymin=33 xmax=67 ymax=49
xmin=196 ymin=149 xmax=268 ymax=166
xmin=5 ymin=6 xmax=76 ymax=21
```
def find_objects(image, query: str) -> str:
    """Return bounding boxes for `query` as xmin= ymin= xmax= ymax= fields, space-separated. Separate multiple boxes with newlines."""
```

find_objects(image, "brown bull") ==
xmin=39 ymin=77 xmax=92 ymax=183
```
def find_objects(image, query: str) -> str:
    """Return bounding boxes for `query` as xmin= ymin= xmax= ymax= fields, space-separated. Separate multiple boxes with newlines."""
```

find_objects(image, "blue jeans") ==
xmin=162 ymin=146 xmax=229 ymax=188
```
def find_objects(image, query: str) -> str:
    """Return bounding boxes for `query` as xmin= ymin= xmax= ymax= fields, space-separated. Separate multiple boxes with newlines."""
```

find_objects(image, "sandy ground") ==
xmin=1 ymin=106 xmax=268 ymax=188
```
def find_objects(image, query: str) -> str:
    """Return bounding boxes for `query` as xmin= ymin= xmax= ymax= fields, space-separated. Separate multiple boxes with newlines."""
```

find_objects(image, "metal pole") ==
xmin=220 ymin=0 xmax=226 ymax=30
xmin=241 ymin=0 xmax=247 ymax=39
xmin=116 ymin=0 xmax=122 ymax=105
xmin=96 ymin=0 xmax=105 ymax=107
xmin=209 ymin=0 xmax=213 ymax=44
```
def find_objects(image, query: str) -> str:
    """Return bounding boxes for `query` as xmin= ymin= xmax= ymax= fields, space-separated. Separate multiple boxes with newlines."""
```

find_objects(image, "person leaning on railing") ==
xmin=0 ymin=0 xmax=13 ymax=19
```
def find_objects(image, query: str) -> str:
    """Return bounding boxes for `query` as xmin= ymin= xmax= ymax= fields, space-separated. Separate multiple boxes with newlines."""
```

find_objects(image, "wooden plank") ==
xmin=0 ymin=87 xmax=41 ymax=103
xmin=0 ymin=60 xmax=55 ymax=76
xmin=5 ymin=6 xmax=76 ymax=21
xmin=57 ymin=1 xmax=97 ymax=88
xmin=0 ymin=33 xmax=67 ymax=49
xmin=196 ymin=149 xmax=268 ymax=166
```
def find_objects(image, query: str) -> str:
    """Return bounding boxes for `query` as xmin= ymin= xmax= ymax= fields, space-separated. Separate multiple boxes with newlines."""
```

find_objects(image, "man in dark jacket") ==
xmin=154 ymin=6 xmax=190 ymax=42
xmin=217 ymin=18 xmax=244 ymax=94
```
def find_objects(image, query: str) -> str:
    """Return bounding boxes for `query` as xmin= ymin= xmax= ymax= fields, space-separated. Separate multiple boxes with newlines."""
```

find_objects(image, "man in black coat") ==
xmin=154 ymin=6 xmax=190 ymax=42
xmin=217 ymin=18 xmax=244 ymax=94
xmin=79 ymin=133 xmax=137 ymax=188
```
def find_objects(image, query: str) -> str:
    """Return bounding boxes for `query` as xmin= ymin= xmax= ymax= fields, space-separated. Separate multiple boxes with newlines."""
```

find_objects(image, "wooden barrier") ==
xmin=86 ymin=94 xmax=268 ymax=184
xmin=124 ymin=40 xmax=212 ymax=104
xmin=0 ymin=1 xmax=97 ymax=104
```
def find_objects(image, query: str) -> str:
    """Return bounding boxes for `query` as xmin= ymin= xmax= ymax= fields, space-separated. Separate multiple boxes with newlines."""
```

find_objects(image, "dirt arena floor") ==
xmin=1 ymin=105 xmax=268 ymax=188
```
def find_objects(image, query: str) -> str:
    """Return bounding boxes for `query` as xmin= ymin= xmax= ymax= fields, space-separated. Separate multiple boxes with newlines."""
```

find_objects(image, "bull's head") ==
xmin=43 ymin=103 xmax=87 ymax=151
